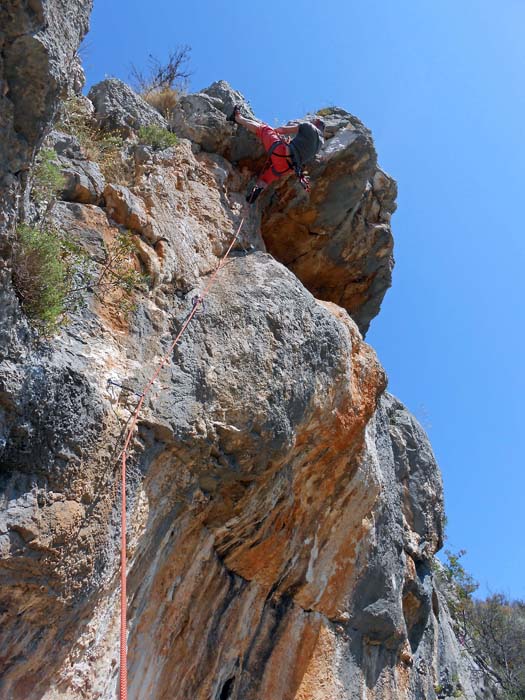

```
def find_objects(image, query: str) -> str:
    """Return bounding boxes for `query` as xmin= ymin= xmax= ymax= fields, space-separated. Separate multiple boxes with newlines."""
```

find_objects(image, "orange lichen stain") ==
xmin=294 ymin=623 xmax=345 ymax=700
xmin=396 ymin=642 xmax=413 ymax=697
xmin=403 ymin=591 xmax=422 ymax=631
xmin=405 ymin=555 xmax=417 ymax=580
xmin=225 ymin=526 xmax=293 ymax=587
xmin=258 ymin=611 xmax=323 ymax=700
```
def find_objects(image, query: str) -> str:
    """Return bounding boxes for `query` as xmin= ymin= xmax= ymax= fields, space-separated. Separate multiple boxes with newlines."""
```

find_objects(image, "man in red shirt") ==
xmin=228 ymin=106 xmax=325 ymax=202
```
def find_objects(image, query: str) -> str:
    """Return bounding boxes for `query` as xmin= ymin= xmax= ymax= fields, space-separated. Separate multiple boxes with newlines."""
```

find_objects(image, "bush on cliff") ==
xmin=12 ymin=222 xmax=148 ymax=335
xmin=142 ymin=87 xmax=179 ymax=118
xmin=138 ymin=124 xmax=178 ymax=150
xmin=438 ymin=550 xmax=525 ymax=700
xmin=130 ymin=46 xmax=191 ymax=117
xmin=12 ymin=224 xmax=86 ymax=334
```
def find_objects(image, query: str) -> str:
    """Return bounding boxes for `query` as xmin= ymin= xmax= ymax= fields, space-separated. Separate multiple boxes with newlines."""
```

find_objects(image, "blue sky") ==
xmin=83 ymin=0 xmax=525 ymax=599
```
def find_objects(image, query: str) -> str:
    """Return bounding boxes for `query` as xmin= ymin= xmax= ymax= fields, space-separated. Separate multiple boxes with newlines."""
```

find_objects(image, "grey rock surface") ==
xmin=0 ymin=4 xmax=492 ymax=699
xmin=170 ymin=79 xmax=262 ymax=160
xmin=88 ymin=78 xmax=168 ymax=136
xmin=0 ymin=0 xmax=93 ymax=179
xmin=260 ymin=108 xmax=397 ymax=336
xmin=331 ymin=392 xmax=476 ymax=699
xmin=47 ymin=129 xmax=83 ymax=159
xmin=60 ymin=158 xmax=105 ymax=204
xmin=0 ymin=0 xmax=93 ymax=362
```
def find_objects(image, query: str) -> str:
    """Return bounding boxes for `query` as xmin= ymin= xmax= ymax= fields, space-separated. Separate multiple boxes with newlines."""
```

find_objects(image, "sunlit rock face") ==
xmin=260 ymin=115 xmax=397 ymax=337
xmin=0 ymin=3 xmax=483 ymax=700
xmin=170 ymin=82 xmax=397 ymax=336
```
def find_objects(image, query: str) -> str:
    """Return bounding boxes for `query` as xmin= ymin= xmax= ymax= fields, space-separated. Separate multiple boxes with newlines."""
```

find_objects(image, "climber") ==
xmin=227 ymin=105 xmax=325 ymax=203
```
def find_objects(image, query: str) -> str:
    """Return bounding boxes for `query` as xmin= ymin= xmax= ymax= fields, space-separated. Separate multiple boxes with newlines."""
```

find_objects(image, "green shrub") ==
xmin=436 ymin=551 xmax=525 ymax=700
xmin=442 ymin=549 xmax=479 ymax=617
xmin=12 ymin=224 xmax=85 ymax=334
xmin=32 ymin=148 xmax=66 ymax=206
xmin=138 ymin=124 xmax=178 ymax=151
xmin=317 ymin=106 xmax=336 ymax=117
xmin=12 ymin=224 xmax=148 ymax=335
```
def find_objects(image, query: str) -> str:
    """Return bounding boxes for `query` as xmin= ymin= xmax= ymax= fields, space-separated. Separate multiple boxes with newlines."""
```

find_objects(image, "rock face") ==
xmin=170 ymin=79 xmax=262 ymax=160
xmin=88 ymin=78 xmax=168 ymax=136
xmin=0 ymin=3 xmax=485 ymax=700
xmin=174 ymin=82 xmax=396 ymax=335
xmin=261 ymin=111 xmax=397 ymax=336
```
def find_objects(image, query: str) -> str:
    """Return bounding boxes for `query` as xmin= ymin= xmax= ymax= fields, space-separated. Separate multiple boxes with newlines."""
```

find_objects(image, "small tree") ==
xmin=470 ymin=595 xmax=525 ymax=699
xmin=130 ymin=46 xmax=192 ymax=117
xmin=130 ymin=46 xmax=192 ymax=93
xmin=437 ymin=550 xmax=525 ymax=700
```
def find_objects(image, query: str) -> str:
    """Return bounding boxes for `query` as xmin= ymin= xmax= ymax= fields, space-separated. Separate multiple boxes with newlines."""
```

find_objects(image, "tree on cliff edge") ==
xmin=440 ymin=551 xmax=525 ymax=699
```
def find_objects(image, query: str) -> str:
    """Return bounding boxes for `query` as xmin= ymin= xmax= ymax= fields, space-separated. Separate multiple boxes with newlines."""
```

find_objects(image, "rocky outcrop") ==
xmin=170 ymin=80 xmax=262 ymax=161
xmin=0 ymin=3 xmax=485 ymax=700
xmin=0 ymin=0 xmax=92 ymax=184
xmin=0 ymin=0 xmax=93 ymax=365
xmin=261 ymin=121 xmax=397 ymax=335
xmin=172 ymin=81 xmax=396 ymax=335
xmin=88 ymin=78 xmax=168 ymax=136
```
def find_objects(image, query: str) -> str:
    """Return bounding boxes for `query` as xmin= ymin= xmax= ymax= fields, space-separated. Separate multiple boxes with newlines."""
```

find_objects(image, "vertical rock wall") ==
xmin=0 ymin=3 xmax=485 ymax=700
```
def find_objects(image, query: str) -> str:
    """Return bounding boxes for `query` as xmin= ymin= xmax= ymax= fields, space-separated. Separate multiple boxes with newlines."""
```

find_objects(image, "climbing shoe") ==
xmin=227 ymin=104 xmax=241 ymax=123
xmin=246 ymin=186 xmax=263 ymax=204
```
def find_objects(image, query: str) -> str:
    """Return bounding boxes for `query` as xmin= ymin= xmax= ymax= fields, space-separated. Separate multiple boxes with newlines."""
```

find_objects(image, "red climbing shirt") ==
xmin=256 ymin=125 xmax=293 ymax=185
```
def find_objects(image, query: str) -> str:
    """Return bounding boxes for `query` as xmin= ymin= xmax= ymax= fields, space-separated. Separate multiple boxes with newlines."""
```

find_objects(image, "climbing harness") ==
xmin=265 ymin=139 xmax=312 ymax=192
xmin=246 ymin=139 xmax=311 ymax=203
xmin=118 ymin=216 xmax=245 ymax=700
xmin=267 ymin=139 xmax=295 ymax=177
xmin=229 ymin=104 xmax=312 ymax=202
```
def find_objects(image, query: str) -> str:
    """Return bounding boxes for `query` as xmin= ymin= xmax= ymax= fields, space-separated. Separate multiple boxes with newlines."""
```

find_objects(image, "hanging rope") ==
xmin=118 ymin=216 xmax=245 ymax=700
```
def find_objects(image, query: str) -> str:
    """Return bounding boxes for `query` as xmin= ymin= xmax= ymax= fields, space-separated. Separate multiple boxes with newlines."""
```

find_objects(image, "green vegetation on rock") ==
xmin=12 ymin=224 xmax=86 ymax=335
xmin=32 ymin=148 xmax=66 ymax=206
xmin=437 ymin=550 xmax=525 ymax=700
xmin=57 ymin=96 xmax=128 ymax=184
xmin=12 ymin=221 xmax=148 ymax=336
xmin=317 ymin=106 xmax=336 ymax=116
xmin=138 ymin=124 xmax=178 ymax=150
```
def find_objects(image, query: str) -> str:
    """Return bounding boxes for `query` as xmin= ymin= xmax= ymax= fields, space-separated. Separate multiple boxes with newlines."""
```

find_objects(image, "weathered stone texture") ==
xmin=88 ymin=78 xmax=168 ymax=136
xmin=170 ymin=80 xmax=262 ymax=161
xmin=0 ymin=3 xmax=486 ymax=699
xmin=260 ymin=113 xmax=397 ymax=336
xmin=173 ymin=85 xmax=396 ymax=335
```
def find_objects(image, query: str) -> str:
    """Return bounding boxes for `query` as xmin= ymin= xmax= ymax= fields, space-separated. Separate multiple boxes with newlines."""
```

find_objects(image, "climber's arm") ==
xmin=275 ymin=124 xmax=299 ymax=135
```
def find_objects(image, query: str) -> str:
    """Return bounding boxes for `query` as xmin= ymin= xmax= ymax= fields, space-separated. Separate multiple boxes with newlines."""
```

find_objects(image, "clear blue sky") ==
xmin=82 ymin=0 xmax=525 ymax=599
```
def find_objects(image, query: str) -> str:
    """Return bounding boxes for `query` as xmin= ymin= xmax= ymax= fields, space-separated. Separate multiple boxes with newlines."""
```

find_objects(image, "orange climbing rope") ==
xmin=118 ymin=216 xmax=245 ymax=700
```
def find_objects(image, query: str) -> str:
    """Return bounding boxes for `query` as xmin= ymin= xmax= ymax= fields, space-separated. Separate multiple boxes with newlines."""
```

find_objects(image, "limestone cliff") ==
xmin=0 ymin=3 xmax=486 ymax=700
